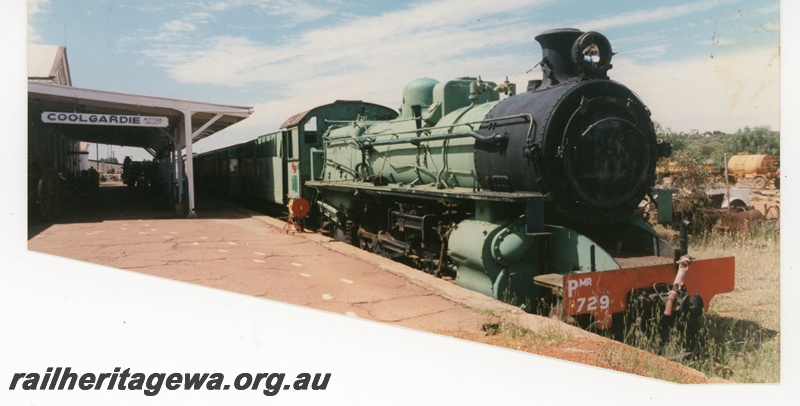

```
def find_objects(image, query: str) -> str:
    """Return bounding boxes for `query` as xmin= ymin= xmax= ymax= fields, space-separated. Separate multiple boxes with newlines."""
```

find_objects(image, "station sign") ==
xmin=41 ymin=111 xmax=169 ymax=128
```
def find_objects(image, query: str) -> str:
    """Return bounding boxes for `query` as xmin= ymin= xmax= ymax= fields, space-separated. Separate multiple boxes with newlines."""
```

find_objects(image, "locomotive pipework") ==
xmin=318 ymin=28 xmax=665 ymax=224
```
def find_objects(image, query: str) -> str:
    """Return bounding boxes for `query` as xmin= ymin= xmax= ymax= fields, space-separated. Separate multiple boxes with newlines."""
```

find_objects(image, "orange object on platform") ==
xmin=290 ymin=197 xmax=311 ymax=218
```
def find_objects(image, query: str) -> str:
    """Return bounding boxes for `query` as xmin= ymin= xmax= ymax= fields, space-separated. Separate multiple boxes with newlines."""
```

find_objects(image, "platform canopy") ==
xmin=28 ymin=82 xmax=254 ymax=217
xmin=28 ymin=82 xmax=253 ymax=158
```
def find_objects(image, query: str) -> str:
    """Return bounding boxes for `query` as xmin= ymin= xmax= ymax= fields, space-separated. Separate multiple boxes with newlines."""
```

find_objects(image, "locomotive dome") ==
xmin=400 ymin=77 xmax=439 ymax=118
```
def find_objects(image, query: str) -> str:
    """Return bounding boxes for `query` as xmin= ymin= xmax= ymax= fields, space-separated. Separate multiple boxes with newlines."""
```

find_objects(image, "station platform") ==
xmin=27 ymin=182 xmax=591 ymax=341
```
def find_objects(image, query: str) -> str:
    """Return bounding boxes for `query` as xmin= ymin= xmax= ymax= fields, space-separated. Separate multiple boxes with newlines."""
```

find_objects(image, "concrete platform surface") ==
xmin=28 ymin=184 xmax=593 ymax=343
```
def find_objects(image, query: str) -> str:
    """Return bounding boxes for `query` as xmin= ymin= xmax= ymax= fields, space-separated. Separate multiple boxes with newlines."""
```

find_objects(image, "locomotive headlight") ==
xmin=572 ymin=31 xmax=613 ymax=78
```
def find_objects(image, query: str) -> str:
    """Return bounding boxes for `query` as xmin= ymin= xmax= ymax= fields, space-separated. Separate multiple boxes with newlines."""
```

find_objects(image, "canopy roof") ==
xmin=28 ymin=82 xmax=253 ymax=157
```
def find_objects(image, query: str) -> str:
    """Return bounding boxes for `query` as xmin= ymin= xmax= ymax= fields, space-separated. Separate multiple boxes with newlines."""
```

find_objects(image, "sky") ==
xmin=25 ymin=0 xmax=781 ymax=161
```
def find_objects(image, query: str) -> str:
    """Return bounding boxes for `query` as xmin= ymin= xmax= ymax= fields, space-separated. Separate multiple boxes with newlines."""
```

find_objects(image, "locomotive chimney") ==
xmin=534 ymin=28 xmax=583 ymax=89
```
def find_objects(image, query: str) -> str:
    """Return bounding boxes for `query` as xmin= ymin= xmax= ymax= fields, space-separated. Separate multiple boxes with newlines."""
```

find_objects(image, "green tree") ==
xmin=655 ymin=123 xmax=687 ymax=153
xmin=716 ymin=126 xmax=780 ymax=164
xmin=664 ymin=132 xmax=703 ymax=160
xmin=668 ymin=152 xmax=716 ymax=232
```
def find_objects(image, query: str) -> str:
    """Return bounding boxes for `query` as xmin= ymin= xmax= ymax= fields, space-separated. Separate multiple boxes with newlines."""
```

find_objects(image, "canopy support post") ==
xmin=182 ymin=112 xmax=223 ymax=218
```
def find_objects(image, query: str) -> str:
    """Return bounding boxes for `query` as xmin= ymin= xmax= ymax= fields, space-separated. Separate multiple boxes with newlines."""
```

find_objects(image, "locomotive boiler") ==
xmin=302 ymin=28 xmax=735 ymax=337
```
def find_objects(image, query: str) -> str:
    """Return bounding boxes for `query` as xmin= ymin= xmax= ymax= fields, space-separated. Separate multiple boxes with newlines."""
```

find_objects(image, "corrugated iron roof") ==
xmin=28 ymin=44 xmax=61 ymax=79
xmin=280 ymin=100 xmax=388 ymax=129
xmin=29 ymin=82 xmax=253 ymax=156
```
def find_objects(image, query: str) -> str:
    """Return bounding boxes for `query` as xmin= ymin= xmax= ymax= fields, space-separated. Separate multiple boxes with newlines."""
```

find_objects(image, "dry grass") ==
xmin=679 ymin=221 xmax=780 ymax=382
xmin=470 ymin=318 xmax=719 ymax=383
xmin=692 ymin=224 xmax=780 ymax=331
xmin=567 ymin=221 xmax=781 ymax=383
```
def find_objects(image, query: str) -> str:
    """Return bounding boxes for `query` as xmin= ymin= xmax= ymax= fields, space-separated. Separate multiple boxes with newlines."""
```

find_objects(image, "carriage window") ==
xmin=283 ymin=130 xmax=297 ymax=159
xmin=258 ymin=134 xmax=281 ymax=157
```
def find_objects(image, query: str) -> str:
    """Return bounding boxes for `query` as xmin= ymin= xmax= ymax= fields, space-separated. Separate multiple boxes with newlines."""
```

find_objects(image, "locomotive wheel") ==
xmin=754 ymin=177 xmax=767 ymax=190
xmin=358 ymin=230 xmax=380 ymax=254
xmin=626 ymin=290 xmax=706 ymax=357
xmin=357 ymin=207 xmax=383 ymax=254
xmin=628 ymin=294 xmax=663 ymax=350
xmin=680 ymin=294 xmax=705 ymax=356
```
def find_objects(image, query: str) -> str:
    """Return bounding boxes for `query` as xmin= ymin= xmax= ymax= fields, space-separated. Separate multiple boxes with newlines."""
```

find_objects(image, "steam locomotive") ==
xmin=195 ymin=29 xmax=735 ymax=341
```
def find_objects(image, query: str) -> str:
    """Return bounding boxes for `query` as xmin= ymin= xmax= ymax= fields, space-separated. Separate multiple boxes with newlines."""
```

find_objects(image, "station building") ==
xmin=27 ymin=44 xmax=253 ymax=221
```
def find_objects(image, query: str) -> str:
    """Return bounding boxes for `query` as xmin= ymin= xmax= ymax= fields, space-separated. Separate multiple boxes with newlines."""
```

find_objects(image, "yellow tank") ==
xmin=727 ymin=154 xmax=779 ymax=189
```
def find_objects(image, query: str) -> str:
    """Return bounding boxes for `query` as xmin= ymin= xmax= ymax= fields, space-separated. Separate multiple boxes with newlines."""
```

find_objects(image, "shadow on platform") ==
xmin=28 ymin=182 xmax=261 ymax=240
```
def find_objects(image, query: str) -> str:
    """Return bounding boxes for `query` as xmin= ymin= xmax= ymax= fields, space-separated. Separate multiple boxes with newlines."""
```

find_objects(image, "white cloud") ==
xmin=254 ymin=0 xmax=335 ymax=25
xmin=579 ymin=0 xmax=737 ymax=31
xmin=764 ymin=19 xmax=779 ymax=32
xmin=27 ymin=0 xmax=48 ymax=14
xmin=182 ymin=0 xmax=553 ymax=151
xmin=142 ymin=0 xmax=549 ymax=90
xmin=614 ymin=45 xmax=780 ymax=133
xmin=756 ymin=4 xmax=780 ymax=15
xmin=136 ymin=0 xmax=778 ymax=147
xmin=162 ymin=20 xmax=197 ymax=32
xmin=695 ymin=37 xmax=737 ymax=46
xmin=160 ymin=11 xmax=215 ymax=33
xmin=126 ymin=5 xmax=165 ymax=12
xmin=626 ymin=44 xmax=670 ymax=60
xmin=199 ymin=43 xmax=779 ymax=155
xmin=27 ymin=0 xmax=50 ymax=43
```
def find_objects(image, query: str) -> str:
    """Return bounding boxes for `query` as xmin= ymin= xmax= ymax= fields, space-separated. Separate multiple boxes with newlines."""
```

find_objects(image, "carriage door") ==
xmin=283 ymin=129 xmax=300 ymax=201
